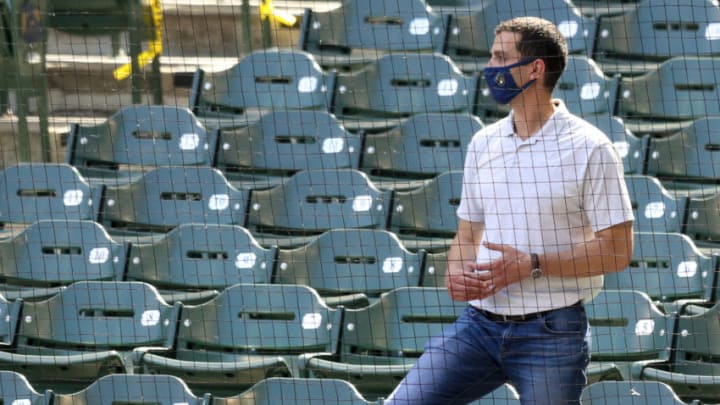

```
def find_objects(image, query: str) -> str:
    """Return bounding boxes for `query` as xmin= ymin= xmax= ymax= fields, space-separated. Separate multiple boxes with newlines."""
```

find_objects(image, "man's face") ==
xmin=487 ymin=31 xmax=535 ymax=88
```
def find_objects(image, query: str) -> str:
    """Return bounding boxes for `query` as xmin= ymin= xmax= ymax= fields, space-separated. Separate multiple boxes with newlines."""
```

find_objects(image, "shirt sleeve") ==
xmin=582 ymin=143 xmax=635 ymax=232
xmin=457 ymin=135 xmax=485 ymax=223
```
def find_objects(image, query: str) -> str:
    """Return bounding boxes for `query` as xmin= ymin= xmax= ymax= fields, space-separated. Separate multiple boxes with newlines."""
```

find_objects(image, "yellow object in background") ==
xmin=260 ymin=0 xmax=297 ymax=27
xmin=113 ymin=0 xmax=163 ymax=81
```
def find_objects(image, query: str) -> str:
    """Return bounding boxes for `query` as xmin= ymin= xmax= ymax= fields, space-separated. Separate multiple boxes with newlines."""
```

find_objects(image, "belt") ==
xmin=473 ymin=301 xmax=582 ymax=323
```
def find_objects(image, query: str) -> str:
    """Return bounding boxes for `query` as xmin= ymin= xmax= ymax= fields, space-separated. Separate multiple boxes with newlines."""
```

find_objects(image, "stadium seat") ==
xmin=645 ymin=117 xmax=720 ymax=187
xmin=593 ymin=0 xmax=720 ymax=76
xmin=298 ymin=0 xmax=446 ymax=72
xmin=0 ymin=370 xmax=52 ymax=405
xmin=134 ymin=283 xmax=342 ymax=397
xmin=246 ymin=169 xmax=392 ymax=248
xmin=553 ymin=55 xmax=620 ymax=118
xmin=685 ymin=191 xmax=720 ymax=245
xmin=275 ymin=228 xmax=425 ymax=308
xmin=125 ymin=223 xmax=277 ymax=304
xmin=624 ymin=175 xmax=688 ymax=234
xmin=421 ymin=249 xmax=449 ymax=287
xmin=615 ymin=56 xmax=720 ymax=135
xmin=99 ymin=166 xmax=249 ymax=235
xmin=389 ymin=170 xmax=462 ymax=252
xmin=581 ymin=380 xmax=692 ymax=405
xmin=190 ymin=47 xmax=336 ymax=130
xmin=300 ymin=287 xmax=466 ymax=401
xmin=331 ymin=53 xmax=479 ymax=132
xmin=582 ymin=115 xmax=648 ymax=175
xmin=360 ymin=112 xmax=483 ymax=190
xmin=52 ymin=374 xmax=211 ymax=404
xmin=584 ymin=289 xmax=675 ymax=382
xmin=214 ymin=110 xmax=362 ymax=190
xmin=0 ymin=293 xmax=20 ymax=346
xmin=633 ymin=299 xmax=720 ymax=403
xmin=0 ymin=163 xmax=102 ymax=233
xmin=0 ymin=281 xmax=181 ymax=393
xmin=0 ymin=219 xmax=127 ymax=300
xmin=604 ymin=232 xmax=717 ymax=305
xmin=65 ymin=105 xmax=216 ymax=183
xmin=213 ymin=377 xmax=381 ymax=404
xmin=441 ymin=0 xmax=597 ymax=73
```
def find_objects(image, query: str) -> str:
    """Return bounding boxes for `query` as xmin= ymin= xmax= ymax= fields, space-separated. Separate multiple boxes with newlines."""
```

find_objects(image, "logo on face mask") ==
xmin=483 ymin=58 xmax=537 ymax=105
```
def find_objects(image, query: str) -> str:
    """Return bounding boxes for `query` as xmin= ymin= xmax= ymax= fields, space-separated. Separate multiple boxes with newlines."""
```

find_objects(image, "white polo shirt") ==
xmin=457 ymin=101 xmax=634 ymax=315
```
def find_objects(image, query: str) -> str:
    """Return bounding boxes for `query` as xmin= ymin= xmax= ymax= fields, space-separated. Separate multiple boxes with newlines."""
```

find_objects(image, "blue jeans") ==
xmin=385 ymin=304 xmax=589 ymax=405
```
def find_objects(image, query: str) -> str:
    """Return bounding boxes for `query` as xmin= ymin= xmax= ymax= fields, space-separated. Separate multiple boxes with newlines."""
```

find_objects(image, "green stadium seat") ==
xmin=0 ymin=370 xmax=52 ymax=405
xmin=298 ymin=0 xmax=446 ymax=72
xmin=190 ymin=48 xmax=336 ymax=130
xmin=632 ymin=299 xmax=720 ymax=403
xmin=246 ymin=169 xmax=392 ymax=248
xmin=645 ymin=118 xmax=720 ymax=187
xmin=0 ymin=164 xmax=102 ymax=237
xmin=584 ymin=289 xmax=675 ymax=382
xmin=275 ymin=228 xmax=425 ymax=308
xmin=65 ymin=105 xmax=216 ymax=183
xmin=388 ymin=170 xmax=462 ymax=252
xmin=604 ymin=232 xmax=717 ymax=305
xmin=593 ymin=0 xmax=720 ymax=76
xmin=125 ymin=223 xmax=276 ymax=304
xmin=99 ymin=166 xmax=249 ymax=235
xmin=331 ymin=53 xmax=479 ymax=132
xmin=442 ymin=0 xmax=597 ymax=73
xmin=52 ymin=374 xmax=211 ymax=405
xmin=0 ymin=219 xmax=127 ymax=300
xmin=213 ymin=377 xmax=381 ymax=405
xmin=581 ymin=380 xmax=692 ymax=405
xmin=624 ymin=175 xmax=688 ymax=234
xmin=685 ymin=192 xmax=720 ymax=245
xmin=582 ymin=115 xmax=648 ymax=175
xmin=214 ymin=110 xmax=362 ymax=190
xmin=0 ymin=293 xmax=21 ymax=346
xmin=300 ymin=287 xmax=466 ymax=401
xmin=360 ymin=113 xmax=483 ymax=191
xmin=615 ymin=57 xmax=720 ymax=135
xmin=421 ymin=249 xmax=449 ymax=287
xmin=0 ymin=281 xmax=181 ymax=393
xmin=553 ymin=56 xmax=620 ymax=118
xmin=134 ymin=283 xmax=342 ymax=397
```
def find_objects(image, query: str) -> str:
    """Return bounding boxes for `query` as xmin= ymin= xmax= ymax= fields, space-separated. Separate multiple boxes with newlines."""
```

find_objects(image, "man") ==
xmin=385 ymin=17 xmax=634 ymax=405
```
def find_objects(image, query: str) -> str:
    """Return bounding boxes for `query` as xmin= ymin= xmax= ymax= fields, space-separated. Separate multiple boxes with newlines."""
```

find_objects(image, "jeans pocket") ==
xmin=541 ymin=306 xmax=587 ymax=336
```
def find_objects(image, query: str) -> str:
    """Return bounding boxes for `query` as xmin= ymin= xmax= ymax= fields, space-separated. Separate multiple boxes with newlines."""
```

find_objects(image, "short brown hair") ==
xmin=495 ymin=17 xmax=568 ymax=90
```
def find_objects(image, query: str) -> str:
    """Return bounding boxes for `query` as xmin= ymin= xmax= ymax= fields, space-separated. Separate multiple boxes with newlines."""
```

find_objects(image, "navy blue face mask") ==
xmin=483 ymin=58 xmax=537 ymax=105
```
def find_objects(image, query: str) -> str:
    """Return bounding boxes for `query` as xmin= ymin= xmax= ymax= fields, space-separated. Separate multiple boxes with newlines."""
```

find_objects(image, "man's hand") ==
xmin=446 ymin=260 xmax=496 ymax=301
xmin=468 ymin=242 xmax=533 ymax=295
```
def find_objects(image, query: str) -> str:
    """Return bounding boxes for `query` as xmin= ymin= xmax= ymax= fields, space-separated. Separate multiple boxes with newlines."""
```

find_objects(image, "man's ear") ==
xmin=529 ymin=58 xmax=546 ymax=81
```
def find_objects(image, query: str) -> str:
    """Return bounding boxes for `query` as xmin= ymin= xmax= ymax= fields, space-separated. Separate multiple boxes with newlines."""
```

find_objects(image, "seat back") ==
xmin=686 ymin=192 xmax=720 ymax=245
xmin=126 ymin=223 xmax=276 ymax=290
xmin=246 ymin=169 xmax=392 ymax=236
xmin=191 ymin=48 xmax=335 ymax=117
xmin=389 ymin=170 xmax=463 ymax=240
xmin=581 ymin=380 xmax=689 ymax=404
xmin=339 ymin=287 xmax=465 ymax=357
xmin=53 ymin=374 xmax=209 ymax=405
xmin=617 ymin=57 xmax=720 ymax=121
xmin=624 ymin=175 xmax=688 ymax=233
xmin=0 ymin=163 xmax=101 ymax=227
xmin=216 ymin=377 xmax=377 ymax=405
xmin=645 ymin=117 xmax=720 ymax=182
xmin=15 ymin=281 xmax=179 ymax=350
xmin=331 ymin=53 xmax=477 ymax=119
xmin=361 ymin=113 xmax=482 ymax=180
xmin=594 ymin=0 xmax=720 ymax=64
xmin=553 ymin=55 xmax=620 ymax=117
xmin=0 ymin=219 xmax=127 ymax=287
xmin=0 ymin=370 xmax=50 ymax=405
xmin=585 ymin=289 xmax=674 ymax=361
xmin=100 ymin=166 xmax=249 ymax=233
xmin=275 ymin=229 xmax=424 ymax=296
xmin=175 ymin=284 xmax=341 ymax=355
xmin=0 ymin=294 xmax=21 ymax=345
xmin=215 ymin=110 xmax=362 ymax=179
xmin=582 ymin=115 xmax=648 ymax=175
xmin=299 ymin=0 xmax=445 ymax=55
xmin=66 ymin=105 xmax=215 ymax=176
xmin=605 ymin=232 xmax=716 ymax=302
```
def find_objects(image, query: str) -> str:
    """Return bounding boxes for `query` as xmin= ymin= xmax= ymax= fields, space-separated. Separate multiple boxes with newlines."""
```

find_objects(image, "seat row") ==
xmin=0 ymin=370 xmax=698 ymax=405
xmin=0 ymin=281 xmax=715 ymax=403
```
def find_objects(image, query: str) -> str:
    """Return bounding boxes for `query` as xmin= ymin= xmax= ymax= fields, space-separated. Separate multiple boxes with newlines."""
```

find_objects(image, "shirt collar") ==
xmin=501 ymin=99 xmax=570 ymax=143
